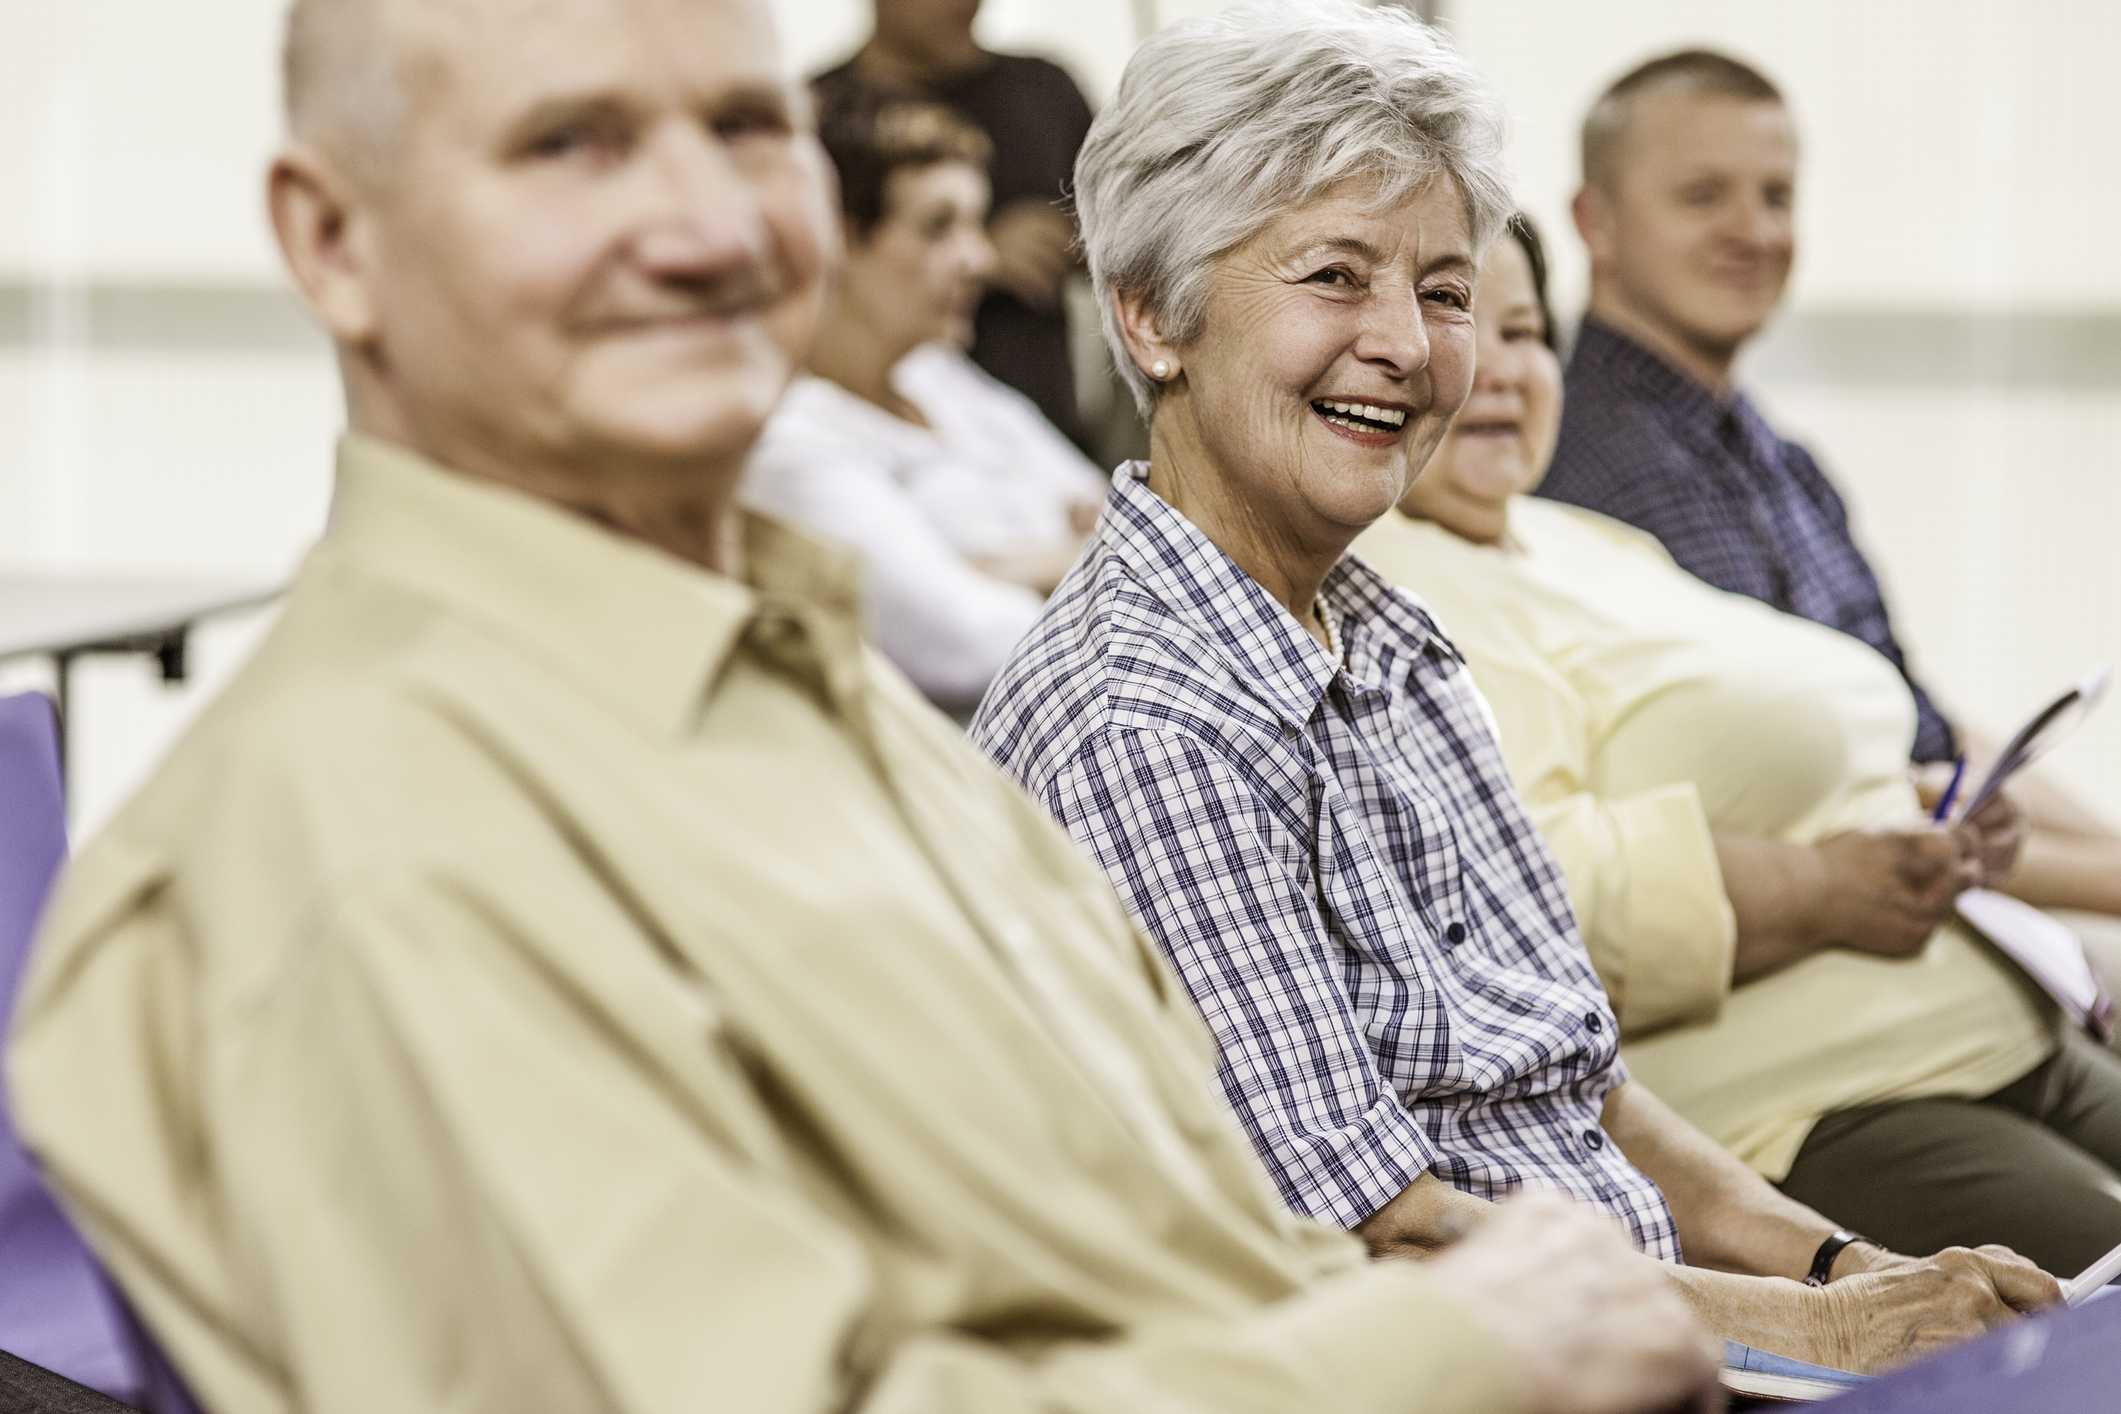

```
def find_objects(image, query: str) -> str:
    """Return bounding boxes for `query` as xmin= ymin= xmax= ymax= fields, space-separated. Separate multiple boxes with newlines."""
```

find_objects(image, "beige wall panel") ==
xmin=1750 ymin=380 xmax=2121 ymax=810
xmin=1449 ymin=0 xmax=2121 ymax=315
xmin=0 ymin=0 xmax=289 ymax=283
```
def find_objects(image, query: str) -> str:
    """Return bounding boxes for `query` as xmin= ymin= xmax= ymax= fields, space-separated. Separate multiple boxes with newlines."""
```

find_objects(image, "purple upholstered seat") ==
xmin=0 ymin=692 xmax=200 ymax=1412
xmin=1815 ymin=1287 xmax=2121 ymax=1412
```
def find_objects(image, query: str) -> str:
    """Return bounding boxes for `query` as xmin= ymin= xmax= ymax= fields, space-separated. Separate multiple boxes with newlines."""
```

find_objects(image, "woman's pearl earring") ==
xmin=1150 ymin=359 xmax=1172 ymax=380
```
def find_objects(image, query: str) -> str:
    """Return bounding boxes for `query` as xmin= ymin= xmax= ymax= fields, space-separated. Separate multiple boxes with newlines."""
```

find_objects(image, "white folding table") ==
xmin=0 ymin=576 xmax=281 ymax=781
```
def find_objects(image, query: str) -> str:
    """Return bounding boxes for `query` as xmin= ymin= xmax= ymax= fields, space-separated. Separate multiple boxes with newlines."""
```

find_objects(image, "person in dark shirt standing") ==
xmin=1541 ymin=48 xmax=2121 ymax=1038
xmin=817 ymin=0 xmax=1095 ymax=448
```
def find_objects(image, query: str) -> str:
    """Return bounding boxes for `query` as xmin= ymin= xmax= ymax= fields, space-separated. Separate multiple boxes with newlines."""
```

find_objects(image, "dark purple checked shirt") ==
xmin=1538 ymin=317 xmax=1957 ymax=763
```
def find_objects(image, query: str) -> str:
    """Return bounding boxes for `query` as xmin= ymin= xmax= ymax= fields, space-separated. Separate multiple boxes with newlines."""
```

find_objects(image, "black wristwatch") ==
xmin=1805 ymin=1229 xmax=1874 ymax=1286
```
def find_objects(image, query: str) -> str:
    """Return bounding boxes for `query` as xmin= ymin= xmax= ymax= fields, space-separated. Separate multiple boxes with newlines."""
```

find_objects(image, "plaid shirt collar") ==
xmin=1100 ymin=461 xmax=1456 ymax=731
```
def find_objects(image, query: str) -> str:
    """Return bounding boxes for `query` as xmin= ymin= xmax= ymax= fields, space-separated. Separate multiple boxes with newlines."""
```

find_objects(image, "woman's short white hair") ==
xmin=1077 ymin=0 xmax=1512 ymax=417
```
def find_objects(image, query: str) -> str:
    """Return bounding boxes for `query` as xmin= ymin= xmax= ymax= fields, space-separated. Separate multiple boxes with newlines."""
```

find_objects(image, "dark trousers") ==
xmin=1778 ymin=1032 xmax=2121 ymax=1277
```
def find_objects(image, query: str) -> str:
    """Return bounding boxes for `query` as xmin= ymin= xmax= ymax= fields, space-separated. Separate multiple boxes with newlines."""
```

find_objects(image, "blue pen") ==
xmin=1932 ymin=753 xmax=1968 ymax=822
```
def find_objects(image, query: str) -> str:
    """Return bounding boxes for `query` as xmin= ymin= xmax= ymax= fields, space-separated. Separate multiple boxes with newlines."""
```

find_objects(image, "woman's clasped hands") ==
xmin=1808 ymin=780 xmax=2028 ymax=960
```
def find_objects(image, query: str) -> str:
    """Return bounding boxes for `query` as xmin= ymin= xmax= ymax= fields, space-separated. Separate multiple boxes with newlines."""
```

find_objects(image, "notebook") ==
xmin=1720 ymin=1341 xmax=1865 ymax=1403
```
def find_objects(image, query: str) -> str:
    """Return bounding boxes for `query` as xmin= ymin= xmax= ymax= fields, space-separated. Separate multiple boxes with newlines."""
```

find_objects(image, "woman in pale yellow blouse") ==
xmin=1354 ymin=216 xmax=2121 ymax=1276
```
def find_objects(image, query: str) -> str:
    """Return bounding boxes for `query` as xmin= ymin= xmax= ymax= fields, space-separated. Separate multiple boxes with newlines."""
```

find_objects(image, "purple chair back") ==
xmin=0 ymin=692 xmax=201 ymax=1412
xmin=1816 ymin=1287 xmax=2121 ymax=1411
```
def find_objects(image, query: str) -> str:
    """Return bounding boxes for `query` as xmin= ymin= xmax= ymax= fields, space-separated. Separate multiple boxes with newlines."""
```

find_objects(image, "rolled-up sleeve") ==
xmin=1042 ymin=730 xmax=1439 ymax=1228
xmin=1526 ymin=785 xmax=1735 ymax=1037
xmin=1465 ymin=658 xmax=1736 ymax=1037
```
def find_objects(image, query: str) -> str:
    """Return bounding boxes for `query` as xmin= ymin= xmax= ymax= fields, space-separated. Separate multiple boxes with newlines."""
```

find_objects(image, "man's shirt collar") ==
xmin=326 ymin=435 xmax=868 ymax=740
xmin=1098 ymin=462 xmax=1451 ymax=730
xmin=1573 ymin=315 xmax=1735 ymax=423
xmin=1570 ymin=316 xmax=1788 ymax=465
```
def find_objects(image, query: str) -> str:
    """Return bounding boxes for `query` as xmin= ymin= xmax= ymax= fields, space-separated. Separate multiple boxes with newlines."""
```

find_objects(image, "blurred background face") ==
xmin=359 ymin=0 xmax=837 ymax=473
xmin=1400 ymin=234 xmax=1562 ymax=524
xmin=1169 ymin=178 xmax=1477 ymax=545
xmin=1590 ymin=89 xmax=1796 ymax=357
xmin=841 ymin=160 xmax=995 ymax=351
xmin=871 ymin=0 xmax=983 ymax=66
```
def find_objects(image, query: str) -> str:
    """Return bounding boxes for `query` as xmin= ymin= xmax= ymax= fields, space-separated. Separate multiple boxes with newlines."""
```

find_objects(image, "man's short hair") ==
xmin=283 ymin=0 xmax=403 ymax=188
xmin=812 ymin=84 xmax=993 ymax=239
xmin=1580 ymin=49 xmax=1783 ymax=193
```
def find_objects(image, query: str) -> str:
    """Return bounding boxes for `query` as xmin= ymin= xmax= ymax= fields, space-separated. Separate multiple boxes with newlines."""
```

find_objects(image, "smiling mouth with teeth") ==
xmin=1312 ymin=399 xmax=1409 ymax=434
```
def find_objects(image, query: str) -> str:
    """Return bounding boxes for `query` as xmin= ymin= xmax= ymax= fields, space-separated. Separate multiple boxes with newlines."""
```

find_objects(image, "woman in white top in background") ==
xmin=744 ymin=91 xmax=1106 ymax=713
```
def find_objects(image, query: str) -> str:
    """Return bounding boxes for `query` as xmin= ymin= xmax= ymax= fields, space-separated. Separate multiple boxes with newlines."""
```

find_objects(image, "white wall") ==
xmin=1453 ymin=0 xmax=2121 ymax=317
xmin=0 ymin=1 xmax=291 ymax=283
xmin=5 ymin=0 xmax=2119 ymax=835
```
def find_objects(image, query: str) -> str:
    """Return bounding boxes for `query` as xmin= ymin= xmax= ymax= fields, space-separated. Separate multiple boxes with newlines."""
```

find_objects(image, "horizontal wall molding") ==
xmin=0 ymin=283 xmax=326 ymax=355
xmin=1743 ymin=311 xmax=2121 ymax=390
xmin=3 ymin=282 xmax=2120 ymax=389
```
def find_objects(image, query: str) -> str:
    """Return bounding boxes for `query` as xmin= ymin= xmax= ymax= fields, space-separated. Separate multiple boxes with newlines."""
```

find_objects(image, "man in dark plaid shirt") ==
xmin=1537 ymin=49 xmax=1956 ymax=763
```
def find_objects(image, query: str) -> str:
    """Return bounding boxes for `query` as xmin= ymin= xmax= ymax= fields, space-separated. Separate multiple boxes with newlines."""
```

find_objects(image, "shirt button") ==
xmin=1444 ymin=922 xmax=1466 ymax=944
xmin=1585 ymin=1011 xmax=1604 ymax=1033
xmin=1583 ymin=1128 xmax=1605 ymax=1151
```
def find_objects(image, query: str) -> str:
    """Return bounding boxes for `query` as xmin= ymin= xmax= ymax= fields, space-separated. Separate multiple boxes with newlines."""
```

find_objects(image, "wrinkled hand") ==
xmin=986 ymin=199 xmax=1077 ymax=313
xmin=1431 ymin=1193 xmax=1720 ymax=1414
xmin=1816 ymin=1244 xmax=2060 ymax=1373
xmin=1813 ymin=826 xmax=1982 ymax=957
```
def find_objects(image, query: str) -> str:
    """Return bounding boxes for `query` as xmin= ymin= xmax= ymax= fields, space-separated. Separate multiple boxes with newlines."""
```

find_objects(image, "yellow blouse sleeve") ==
xmin=1463 ymin=655 xmax=1737 ymax=1038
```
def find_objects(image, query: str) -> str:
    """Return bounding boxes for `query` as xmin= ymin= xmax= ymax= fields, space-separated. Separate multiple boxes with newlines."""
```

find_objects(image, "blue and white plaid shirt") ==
xmin=1540 ymin=317 xmax=1956 ymax=763
xmin=973 ymin=464 xmax=1682 ymax=1259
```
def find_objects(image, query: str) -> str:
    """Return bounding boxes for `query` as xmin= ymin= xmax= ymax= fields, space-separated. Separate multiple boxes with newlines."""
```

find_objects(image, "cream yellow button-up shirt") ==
xmin=1356 ymin=499 xmax=2053 ymax=1181
xmin=10 ymin=439 xmax=1517 ymax=1414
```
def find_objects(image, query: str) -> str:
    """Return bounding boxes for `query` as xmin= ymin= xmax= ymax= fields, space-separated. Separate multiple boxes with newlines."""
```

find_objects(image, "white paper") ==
xmin=2063 ymin=1237 xmax=2121 ymax=1306
xmin=1955 ymin=889 xmax=2105 ymax=1021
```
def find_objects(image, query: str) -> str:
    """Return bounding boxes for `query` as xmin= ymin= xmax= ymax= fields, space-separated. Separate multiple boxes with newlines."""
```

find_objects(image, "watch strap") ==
xmin=1805 ymin=1229 xmax=1873 ymax=1286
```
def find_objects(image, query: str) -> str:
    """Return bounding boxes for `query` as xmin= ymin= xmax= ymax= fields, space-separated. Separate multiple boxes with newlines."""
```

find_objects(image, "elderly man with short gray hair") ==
xmin=5 ymin=2 xmax=1719 ymax=1413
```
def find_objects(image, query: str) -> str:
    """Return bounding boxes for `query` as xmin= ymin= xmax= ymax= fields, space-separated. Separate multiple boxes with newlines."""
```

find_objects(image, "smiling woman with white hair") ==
xmin=976 ymin=0 xmax=2058 ymax=1373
